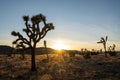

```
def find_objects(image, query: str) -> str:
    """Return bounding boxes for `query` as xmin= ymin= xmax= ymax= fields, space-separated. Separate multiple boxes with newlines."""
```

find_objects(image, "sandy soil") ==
xmin=0 ymin=52 xmax=120 ymax=80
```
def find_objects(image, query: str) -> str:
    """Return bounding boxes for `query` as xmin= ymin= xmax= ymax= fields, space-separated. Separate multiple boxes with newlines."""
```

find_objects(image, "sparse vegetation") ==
xmin=0 ymin=51 xmax=120 ymax=80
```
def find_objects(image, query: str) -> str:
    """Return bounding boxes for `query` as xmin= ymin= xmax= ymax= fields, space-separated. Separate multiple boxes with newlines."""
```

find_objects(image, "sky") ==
xmin=0 ymin=0 xmax=120 ymax=50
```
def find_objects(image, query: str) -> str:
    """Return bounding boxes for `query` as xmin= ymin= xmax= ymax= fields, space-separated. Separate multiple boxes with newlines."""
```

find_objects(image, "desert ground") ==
xmin=0 ymin=51 xmax=120 ymax=80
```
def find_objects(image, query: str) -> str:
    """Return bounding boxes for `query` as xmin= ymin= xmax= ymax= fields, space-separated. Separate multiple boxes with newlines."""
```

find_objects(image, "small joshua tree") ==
xmin=108 ymin=44 xmax=116 ymax=56
xmin=11 ymin=13 xmax=54 ymax=71
xmin=44 ymin=40 xmax=49 ymax=62
xmin=97 ymin=36 xmax=108 ymax=57
xmin=112 ymin=44 xmax=116 ymax=51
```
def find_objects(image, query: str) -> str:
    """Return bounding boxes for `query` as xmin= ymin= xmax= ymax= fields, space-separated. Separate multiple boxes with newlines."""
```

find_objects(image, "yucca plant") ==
xmin=11 ymin=13 xmax=54 ymax=71
xmin=97 ymin=36 xmax=108 ymax=57
xmin=108 ymin=44 xmax=117 ymax=56
xmin=82 ymin=48 xmax=91 ymax=59
xmin=44 ymin=40 xmax=49 ymax=62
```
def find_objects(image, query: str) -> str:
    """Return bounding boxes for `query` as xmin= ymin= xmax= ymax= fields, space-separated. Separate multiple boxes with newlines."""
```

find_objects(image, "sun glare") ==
xmin=52 ymin=40 xmax=68 ymax=50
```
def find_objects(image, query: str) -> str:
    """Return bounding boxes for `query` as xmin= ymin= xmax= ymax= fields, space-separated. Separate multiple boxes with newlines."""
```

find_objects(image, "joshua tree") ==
xmin=97 ymin=36 xmax=108 ymax=57
xmin=108 ymin=44 xmax=116 ymax=56
xmin=11 ymin=13 xmax=54 ymax=71
xmin=44 ymin=40 xmax=49 ymax=61
xmin=112 ymin=44 xmax=116 ymax=51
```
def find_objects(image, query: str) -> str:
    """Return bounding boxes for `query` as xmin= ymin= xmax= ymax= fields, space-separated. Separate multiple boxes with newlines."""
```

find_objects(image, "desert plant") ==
xmin=11 ymin=13 xmax=54 ymax=71
xmin=91 ymin=49 xmax=98 ymax=55
xmin=108 ymin=44 xmax=117 ymax=56
xmin=83 ymin=52 xmax=91 ymax=59
xmin=97 ymin=36 xmax=108 ymax=57
xmin=44 ymin=40 xmax=49 ymax=62
xmin=69 ymin=51 xmax=76 ymax=57
xmin=82 ymin=49 xmax=91 ymax=59
xmin=80 ymin=48 xmax=84 ymax=55
xmin=68 ymin=51 xmax=76 ymax=62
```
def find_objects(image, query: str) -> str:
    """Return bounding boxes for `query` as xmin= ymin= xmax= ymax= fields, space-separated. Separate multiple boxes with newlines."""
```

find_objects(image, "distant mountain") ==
xmin=0 ymin=45 xmax=14 ymax=54
xmin=0 ymin=45 xmax=56 ymax=54
xmin=25 ymin=47 xmax=55 ymax=54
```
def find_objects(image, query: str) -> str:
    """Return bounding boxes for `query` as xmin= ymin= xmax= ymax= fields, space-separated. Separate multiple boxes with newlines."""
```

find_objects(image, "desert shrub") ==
xmin=68 ymin=51 xmax=75 ymax=57
xmin=83 ymin=52 xmax=91 ymax=59
xmin=81 ymin=48 xmax=91 ymax=59
xmin=79 ymin=52 xmax=83 ymax=55
xmin=108 ymin=44 xmax=117 ymax=56
xmin=7 ymin=53 xmax=11 ymax=57
xmin=69 ymin=53 xmax=75 ymax=57
xmin=91 ymin=52 xmax=99 ymax=55
xmin=109 ymin=52 xmax=117 ymax=56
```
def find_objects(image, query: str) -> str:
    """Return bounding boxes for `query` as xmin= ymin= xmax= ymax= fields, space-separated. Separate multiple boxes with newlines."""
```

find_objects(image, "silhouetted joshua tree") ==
xmin=108 ymin=44 xmax=116 ymax=56
xmin=112 ymin=44 xmax=116 ymax=51
xmin=97 ymin=36 xmax=108 ymax=57
xmin=11 ymin=13 xmax=54 ymax=71
xmin=44 ymin=40 xmax=49 ymax=62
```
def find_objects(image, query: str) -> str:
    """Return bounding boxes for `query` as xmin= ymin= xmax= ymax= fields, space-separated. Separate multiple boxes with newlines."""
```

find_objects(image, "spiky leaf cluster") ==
xmin=97 ymin=36 xmax=108 ymax=44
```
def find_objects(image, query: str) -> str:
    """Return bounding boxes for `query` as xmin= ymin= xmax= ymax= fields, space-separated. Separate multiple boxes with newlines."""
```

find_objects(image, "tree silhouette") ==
xmin=11 ymin=13 xmax=54 ymax=71
xmin=97 ymin=36 xmax=108 ymax=57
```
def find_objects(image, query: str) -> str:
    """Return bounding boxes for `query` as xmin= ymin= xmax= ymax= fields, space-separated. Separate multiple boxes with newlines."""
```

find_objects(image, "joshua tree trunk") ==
xmin=103 ymin=43 xmax=107 ymax=57
xmin=31 ymin=47 xmax=36 ymax=71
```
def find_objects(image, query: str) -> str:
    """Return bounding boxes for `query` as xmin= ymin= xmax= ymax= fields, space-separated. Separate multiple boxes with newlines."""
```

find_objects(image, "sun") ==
xmin=52 ymin=40 xmax=68 ymax=50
